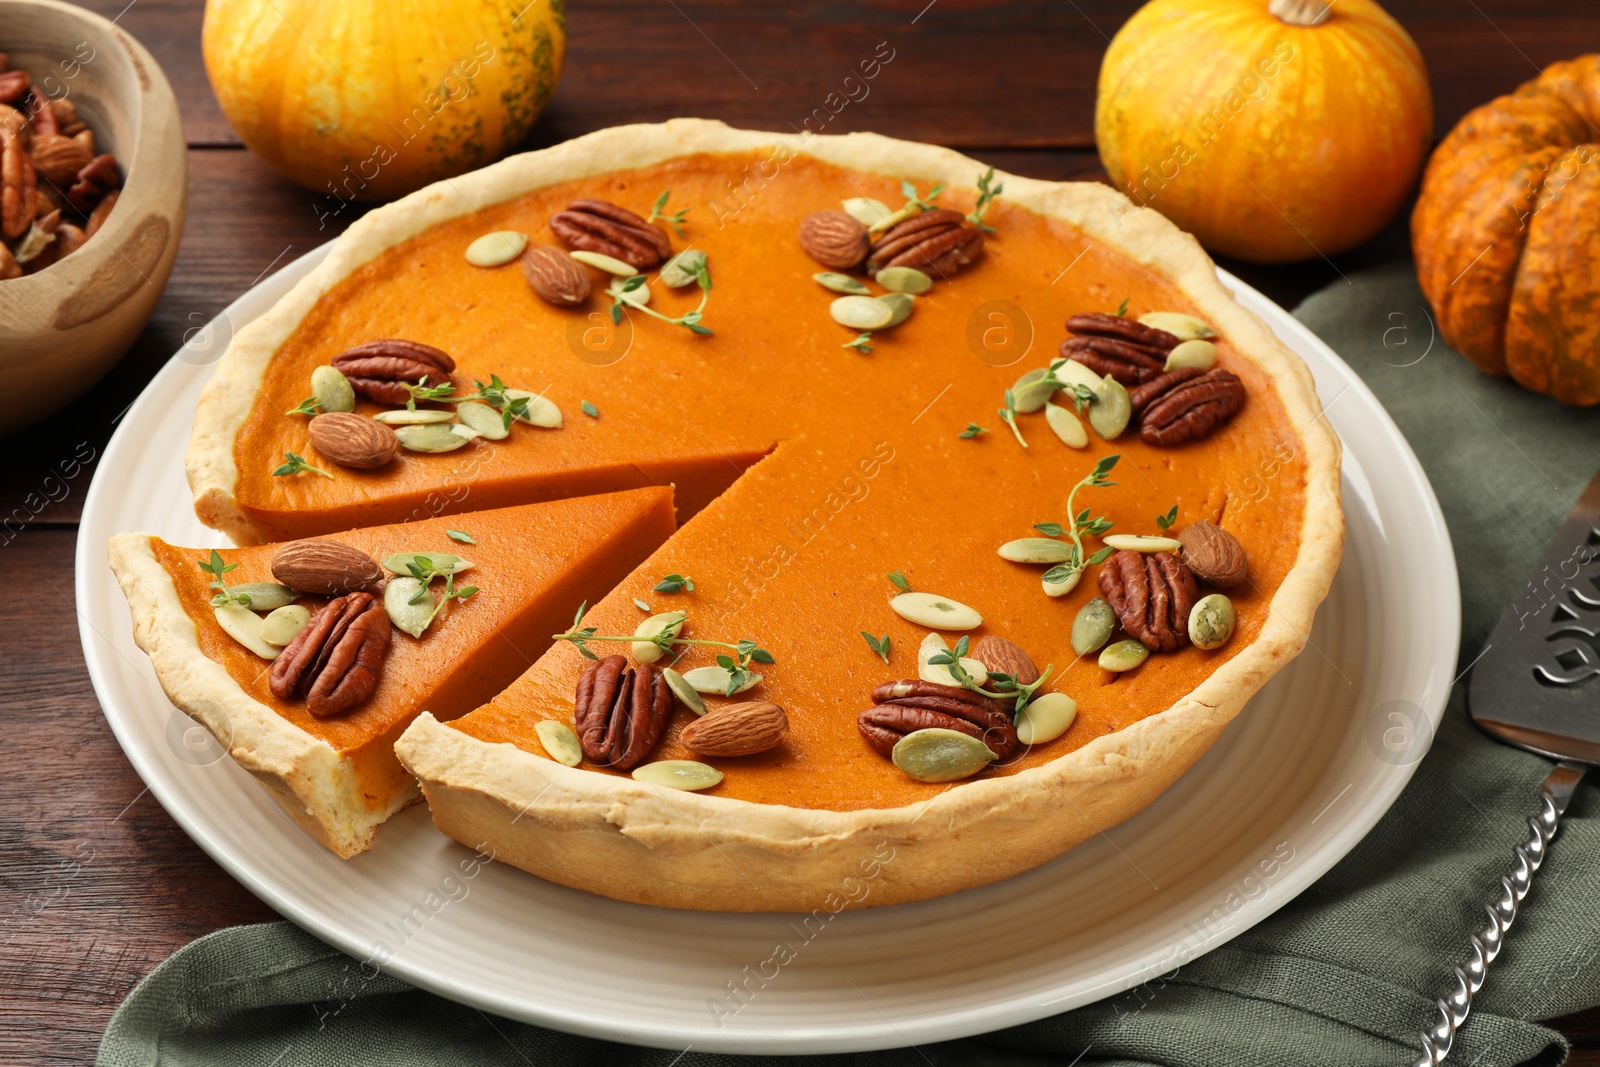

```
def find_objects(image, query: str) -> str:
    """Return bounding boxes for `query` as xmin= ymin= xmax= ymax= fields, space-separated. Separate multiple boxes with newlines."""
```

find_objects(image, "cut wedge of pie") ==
xmin=170 ymin=120 xmax=1340 ymax=908
xmin=107 ymin=488 xmax=675 ymax=856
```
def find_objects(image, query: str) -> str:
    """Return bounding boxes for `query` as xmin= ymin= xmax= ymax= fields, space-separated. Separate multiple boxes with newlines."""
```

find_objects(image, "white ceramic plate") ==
xmin=77 ymin=247 xmax=1459 ymax=1054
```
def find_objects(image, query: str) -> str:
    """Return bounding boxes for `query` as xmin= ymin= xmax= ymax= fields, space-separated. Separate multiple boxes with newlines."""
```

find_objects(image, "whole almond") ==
xmin=970 ymin=635 xmax=1040 ymax=686
xmin=798 ymin=210 xmax=869 ymax=270
xmin=1179 ymin=521 xmax=1249 ymax=588
xmin=271 ymin=540 xmax=384 ymax=596
xmin=680 ymin=701 xmax=789 ymax=757
xmin=523 ymin=245 xmax=591 ymax=306
xmin=307 ymin=412 xmax=398 ymax=469
xmin=31 ymin=133 xmax=90 ymax=185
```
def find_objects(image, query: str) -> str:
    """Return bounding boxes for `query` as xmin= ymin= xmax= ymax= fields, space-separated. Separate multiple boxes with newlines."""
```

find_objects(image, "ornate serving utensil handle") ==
xmin=1414 ymin=762 xmax=1586 ymax=1066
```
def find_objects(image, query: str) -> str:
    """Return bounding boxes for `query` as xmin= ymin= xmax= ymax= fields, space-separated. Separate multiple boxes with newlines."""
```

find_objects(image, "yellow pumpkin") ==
xmin=1095 ymin=0 xmax=1432 ymax=264
xmin=202 ymin=0 xmax=566 ymax=204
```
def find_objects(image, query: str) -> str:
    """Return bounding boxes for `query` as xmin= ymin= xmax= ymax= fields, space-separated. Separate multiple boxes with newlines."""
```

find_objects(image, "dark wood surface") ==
xmin=4 ymin=2 xmax=1599 ymax=1063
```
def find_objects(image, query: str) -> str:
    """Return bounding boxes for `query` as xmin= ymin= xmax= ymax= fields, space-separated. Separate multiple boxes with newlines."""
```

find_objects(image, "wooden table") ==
xmin=5 ymin=2 xmax=1598 ymax=1061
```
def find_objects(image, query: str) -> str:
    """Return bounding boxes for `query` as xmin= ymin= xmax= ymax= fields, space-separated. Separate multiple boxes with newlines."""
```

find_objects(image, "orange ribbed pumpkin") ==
xmin=1096 ymin=0 xmax=1432 ymax=264
xmin=1413 ymin=55 xmax=1600 ymax=406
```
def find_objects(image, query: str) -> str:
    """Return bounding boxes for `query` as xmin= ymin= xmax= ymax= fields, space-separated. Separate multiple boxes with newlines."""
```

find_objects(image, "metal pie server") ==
xmin=1414 ymin=469 xmax=1600 ymax=1065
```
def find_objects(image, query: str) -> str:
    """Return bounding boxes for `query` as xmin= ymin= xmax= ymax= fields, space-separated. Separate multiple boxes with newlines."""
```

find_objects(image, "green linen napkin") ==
xmin=99 ymin=261 xmax=1600 ymax=1067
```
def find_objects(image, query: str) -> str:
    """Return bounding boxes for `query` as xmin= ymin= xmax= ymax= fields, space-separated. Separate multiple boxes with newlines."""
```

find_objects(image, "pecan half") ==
xmin=1 ymin=118 xmax=36 ymax=239
xmin=865 ymin=209 xmax=983 ymax=276
xmin=573 ymin=655 xmax=671 ymax=770
xmin=26 ymin=89 xmax=57 ymax=137
xmin=0 ymin=70 xmax=27 ymax=106
xmin=550 ymin=199 xmax=672 ymax=270
xmin=858 ymin=679 xmax=1019 ymax=760
xmin=1098 ymin=550 xmax=1199 ymax=653
xmin=330 ymin=339 xmax=456 ymax=405
xmin=268 ymin=592 xmax=391 ymax=717
xmin=1059 ymin=312 xmax=1180 ymax=386
xmin=1134 ymin=368 xmax=1246 ymax=446
xmin=66 ymin=152 xmax=119 ymax=216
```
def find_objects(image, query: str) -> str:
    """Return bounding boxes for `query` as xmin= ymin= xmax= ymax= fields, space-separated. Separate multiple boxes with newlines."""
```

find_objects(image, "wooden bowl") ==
xmin=0 ymin=0 xmax=186 ymax=434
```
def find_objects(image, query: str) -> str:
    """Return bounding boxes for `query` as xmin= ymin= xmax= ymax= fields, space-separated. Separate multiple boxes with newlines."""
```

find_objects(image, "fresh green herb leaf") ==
xmin=958 ymin=422 xmax=988 ymax=439
xmin=654 ymin=573 xmax=695 ymax=593
xmin=197 ymin=549 xmax=254 ymax=607
xmin=581 ymin=400 xmax=600 ymax=418
xmin=1115 ymin=297 xmax=1130 ymax=317
xmin=888 ymin=571 xmax=912 ymax=594
xmin=633 ymin=597 xmax=652 ymax=612
xmin=286 ymin=396 xmax=321 ymax=417
xmin=843 ymin=332 xmax=874 ymax=354
xmin=446 ymin=529 xmax=477 ymax=544
xmin=861 ymin=631 xmax=892 ymax=664
xmin=998 ymin=389 xmax=1027 ymax=448
xmin=1156 ymin=505 xmax=1178 ymax=531
xmin=967 ymin=167 xmax=1005 ymax=233
xmin=272 ymin=451 xmax=333 ymax=479
xmin=1033 ymin=522 xmax=1065 ymax=537
xmin=647 ymin=189 xmax=689 ymax=237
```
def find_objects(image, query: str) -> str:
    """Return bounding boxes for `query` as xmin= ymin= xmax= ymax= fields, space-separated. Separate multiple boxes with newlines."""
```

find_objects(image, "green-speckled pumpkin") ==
xmin=202 ymin=0 xmax=566 ymax=202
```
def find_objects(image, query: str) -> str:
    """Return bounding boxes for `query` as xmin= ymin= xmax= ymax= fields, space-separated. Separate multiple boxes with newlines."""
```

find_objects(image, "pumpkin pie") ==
xmin=107 ymin=488 xmax=676 ymax=856
xmin=180 ymin=121 xmax=1341 ymax=908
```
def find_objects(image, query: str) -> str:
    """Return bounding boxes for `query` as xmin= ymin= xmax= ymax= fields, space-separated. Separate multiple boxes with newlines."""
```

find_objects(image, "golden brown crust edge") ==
xmin=106 ymin=533 xmax=417 ymax=857
xmin=183 ymin=119 xmax=1340 ymax=907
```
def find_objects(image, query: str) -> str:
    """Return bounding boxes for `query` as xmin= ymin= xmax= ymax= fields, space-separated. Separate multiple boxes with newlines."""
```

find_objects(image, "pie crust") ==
xmin=182 ymin=119 xmax=1341 ymax=908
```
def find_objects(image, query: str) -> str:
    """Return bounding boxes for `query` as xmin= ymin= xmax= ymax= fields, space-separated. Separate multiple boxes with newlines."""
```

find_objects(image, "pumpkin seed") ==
xmin=396 ymin=423 xmax=473 ymax=453
xmin=680 ymin=665 xmax=764 ymax=695
xmin=1138 ymin=311 xmax=1216 ymax=340
xmin=1016 ymin=691 xmax=1078 ymax=745
xmin=228 ymin=582 xmax=298 ymax=612
xmin=998 ymin=537 xmax=1075 ymax=564
xmin=1165 ymin=338 xmax=1218 ymax=372
xmin=260 ymin=604 xmax=311 ymax=646
xmin=1045 ymin=401 xmax=1088 ymax=448
xmin=878 ymin=292 xmax=915 ymax=327
xmin=607 ymin=278 xmax=652 ymax=307
xmin=382 ymin=551 xmax=473 ymax=576
xmin=453 ymin=400 xmax=511 ymax=440
xmin=535 ymin=720 xmax=583 ymax=767
xmin=310 ymin=365 xmax=355 ymax=414
xmin=373 ymin=409 xmax=454 ymax=424
xmin=889 ymin=590 xmax=983 ymax=630
xmin=632 ymin=610 xmax=686 ymax=664
xmin=916 ymin=632 xmax=988 ymax=688
xmin=1103 ymin=534 xmax=1181 ymax=553
xmin=383 ymin=578 xmax=435 ymax=637
xmin=875 ymin=266 xmax=933 ymax=294
xmin=465 ymin=230 xmax=528 ymax=268
xmin=892 ymin=728 xmax=996 ymax=783
xmin=1071 ymin=596 xmax=1116 ymax=654
xmin=1089 ymin=375 xmax=1131 ymax=440
xmin=570 ymin=249 xmax=638 ymax=276
xmin=830 ymin=295 xmax=894 ymax=331
xmin=1050 ymin=357 xmax=1103 ymax=392
xmin=814 ymin=271 xmax=869 ymax=295
xmin=1189 ymin=593 xmax=1236 ymax=650
xmin=632 ymin=759 xmax=724 ymax=791
xmin=841 ymin=197 xmax=893 ymax=226
xmin=214 ymin=603 xmax=280 ymax=660
xmin=503 ymin=389 xmax=563 ymax=428
xmin=1011 ymin=367 xmax=1056 ymax=413
xmin=1098 ymin=638 xmax=1150 ymax=672
xmin=1043 ymin=568 xmax=1081 ymax=598
xmin=660 ymin=249 xmax=706 ymax=288
xmin=662 ymin=666 xmax=708 ymax=715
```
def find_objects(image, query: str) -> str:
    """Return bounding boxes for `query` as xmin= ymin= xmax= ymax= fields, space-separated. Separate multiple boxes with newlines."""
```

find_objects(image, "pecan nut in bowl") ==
xmin=549 ymin=199 xmax=672 ymax=270
xmin=330 ymin=339 xmax=457 ymax=405
xmin=864 ymin=208 xmax=984 ymax=276
xmin=1099 ymin=549 xmax=1200 ymax=653
xmin=268 ymin=592 xmax=392 ymax=717
xmin=573 ymin=655 xmax=672 ymax=770
xmin=858 ymin=679 xmax=1019 ymax=760
xmin=1133 ymin=368 xmax=1247 ymax=446
xmin=1060 ymin=312 xmax=1181 ymax=386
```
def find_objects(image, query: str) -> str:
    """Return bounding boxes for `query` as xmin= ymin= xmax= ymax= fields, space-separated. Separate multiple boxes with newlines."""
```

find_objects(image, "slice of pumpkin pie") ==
xmin=107 ymin=487 xmax=675 ymax=856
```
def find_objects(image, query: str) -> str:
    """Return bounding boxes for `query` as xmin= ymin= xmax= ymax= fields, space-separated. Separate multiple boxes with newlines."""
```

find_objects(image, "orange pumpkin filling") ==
xmin=227 ymin=152 xmax=1307 ymax=811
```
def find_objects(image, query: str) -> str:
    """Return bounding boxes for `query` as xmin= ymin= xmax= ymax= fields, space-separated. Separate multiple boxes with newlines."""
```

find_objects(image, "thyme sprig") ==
xmin=999 ymin=389 xmax=1027 ymax=448
xmin=861 ymin=631 xmax=892 ymax=664
xmin=1039 ymin=454 xmax=1120 ymax=587
xmin=959 ymin=422 xmax=988 ymax=439
xmin=648 ymin=189 xmax=689 ymax=237
xmin=553 ymin=602 xmax=774 ymax=695
xmin=1156 ymin=505 xmax=1178 ymax=531
xmin=457 ymin=374 xmax=531 ymax=431
xmin=929 ymin=636 xmax=1054 ymax=715
xmin=866 ymin=180 xmax=946 ymax=236
xmin=286 ymin=396 xmax=322 ymax=417
xmin=272 ymin=451 xmax=333 ymax=479
xmin=654 ymin=572 xmax=695 ymax=593
xmin=198 ymin=549 xmax=252 ymax=607
xmin=610 ymin=259 xmax=712 ymax=335
xmin=843 ymin=332 xmax=874 ymax=354
xmin=401 ymin=554 xmax=480 ymax=630
xmin=967 ymin=167 xmax=1004 ymax=233
xmin=405 ymin=376 xmax=456 ymax=410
